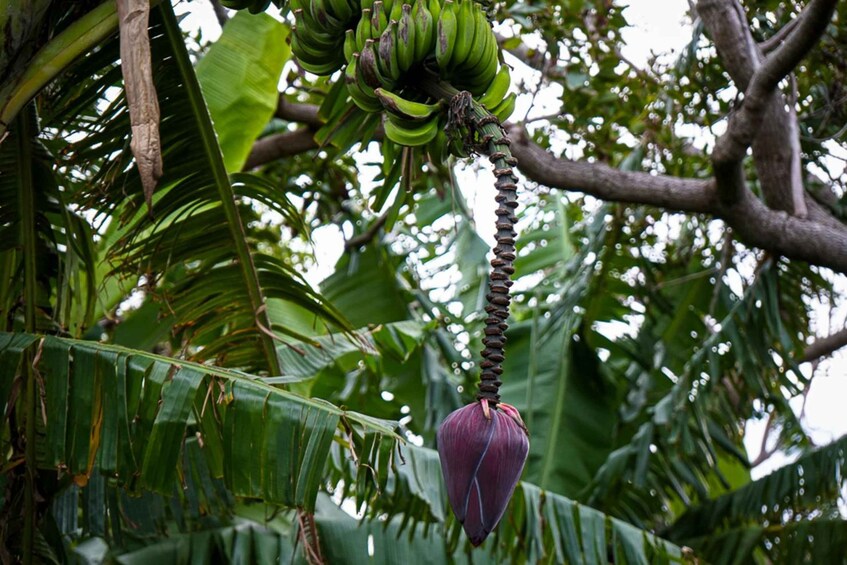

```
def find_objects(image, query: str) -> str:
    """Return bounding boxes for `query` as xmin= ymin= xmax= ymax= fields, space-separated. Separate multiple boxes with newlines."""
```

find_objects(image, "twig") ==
xmin=344 ymin=210 xmax=390 ymax=251
xmin=759 ymin=14 xmax=800 ymax=54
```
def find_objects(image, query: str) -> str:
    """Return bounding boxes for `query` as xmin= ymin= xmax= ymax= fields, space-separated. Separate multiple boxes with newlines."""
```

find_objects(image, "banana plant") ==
xmin=2 ymin=0 xmax=845 ymax=563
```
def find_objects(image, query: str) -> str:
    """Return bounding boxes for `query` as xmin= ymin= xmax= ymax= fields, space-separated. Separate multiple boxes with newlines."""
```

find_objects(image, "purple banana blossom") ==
xmin=436 ymin=399 xmax=529 ymax=546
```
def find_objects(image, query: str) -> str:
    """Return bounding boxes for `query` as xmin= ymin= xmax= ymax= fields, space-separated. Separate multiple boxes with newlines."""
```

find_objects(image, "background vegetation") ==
xmin=1 ymin=0 xmax=845 ymax=562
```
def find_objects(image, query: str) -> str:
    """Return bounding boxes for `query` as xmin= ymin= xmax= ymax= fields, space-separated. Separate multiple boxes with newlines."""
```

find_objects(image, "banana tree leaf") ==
xmin=499 ymin=317 xmax=621 ymax=498
xmin=0 ymin=332 xmax=399 ymax=513
xmin=321 ymin=244 xmax=411 ymax=327
xmin=670 ymin=433 xmax=847 ymax=541
xmin=196 ymin=11 xmax=288 ymax=173
xmin=364 ymin=445 xmax=686 ymax=563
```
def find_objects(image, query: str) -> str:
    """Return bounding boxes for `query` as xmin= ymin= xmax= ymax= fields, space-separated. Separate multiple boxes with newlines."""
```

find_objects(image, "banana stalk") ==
xmin=419 ymin=76 xmax=518 ymax=406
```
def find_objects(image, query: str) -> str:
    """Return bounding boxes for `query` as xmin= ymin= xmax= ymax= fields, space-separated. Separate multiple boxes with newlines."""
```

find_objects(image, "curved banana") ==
xmin=378 ymin=20 xmax=401 ymax=82
xmin=371 ymin=1 xmax=389 ymax=36
xmin=490 ymin=91 xmax=516 ymax=122
xmin=412 ymin=0 xmax=435 ymax=62
xmin=389 ymin=0 xmax=403 ymax=22
xmin=397 ymin=4 xmax=417 ymax=72
xmin=384 ymin=114 xmax=440 ymax=146
xmin=461 ymin=4 xmax=491 ymax=71
xmin=221 ymin=0 xmax=271 ymax=14
xmin=344 ymin=29 xmax=357 ymax=62
xmin=291 ymin=24 xmax=345 ymax=75
xmin=450 ymin=0 xmax=475 ymax=69
xmin=359 ymin=40 xmax=384 ymax=88
xmin=356 ymin=8 xmax=373 ymax=50
xmin=311 ymin=0 xmax=344 ymax=31
xmin=477 ymin=64 xmax=511 ymax=109
xmin=459 ymin=34 xmax=498 ymax=94
xmin=346 ymin=54 xmax=384 ymax=112
xmin=374 ymin=88 xmax=441 ymax=120
xmin=427 ymin=0 xmax=441 ymax=24
xmin=435 ymin=0 xmax=457 ymax=70
xmin=327 ymin=0 xmax=354 ymax=22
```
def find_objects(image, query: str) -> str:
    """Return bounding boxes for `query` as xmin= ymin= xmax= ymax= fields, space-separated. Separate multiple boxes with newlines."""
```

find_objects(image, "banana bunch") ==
xmin=289 ymin=0 xmax=362 ymax=75
xmin=342 ymin=0 xmax=514 ymax=148
xmin=215 ymin=0 xmax=516 ymax=150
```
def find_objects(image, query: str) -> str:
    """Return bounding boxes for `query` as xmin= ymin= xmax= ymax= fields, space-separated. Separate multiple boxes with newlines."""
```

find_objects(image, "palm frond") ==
xmin=669 ymin=434 xmax=847 ymax=541
xmin=0 ymin=105 xmax=96 ymax=335
xmin=0 ymin=332 xmax=398 ymax=510
xmin=344 ymin=444 xmax=688 ymax=562
xmin=679 ymin=519 xmax=847 ymax=565
xmin=39 ymin=4 xmax=347 ymax=374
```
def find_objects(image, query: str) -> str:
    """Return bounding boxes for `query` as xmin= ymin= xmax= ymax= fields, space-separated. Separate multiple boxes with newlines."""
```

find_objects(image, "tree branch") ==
xmin=801 ymin=327 xmax=847 ymax=363
xmin=246 ymin=98 xmax=847 ymax=272
xmin=275 ymin=95 xmax=322 ymax=126
xmin=344 ymin=210 xmax=390 ymax=251
xmin=704 ymin=0 xmax=837 ymax=209
xmin=244 ymin=127 xmax=318 ymax=170
xmin=507 ymin=126 xmax=847 ymax=273
xmin=506 ymin=126 xmax=716 ymax=213
xmin=759 ymin=16 xmax=800 ymax=54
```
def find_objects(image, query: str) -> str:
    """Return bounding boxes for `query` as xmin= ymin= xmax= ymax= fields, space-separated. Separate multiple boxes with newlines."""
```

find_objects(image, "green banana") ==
xmin=427 ymin=0 xmax=441 ymax=24
xmin=344 ymin=29 xmax=357 ymax=63
xmin=412 ymin=0 xmax=435 ymax=62
xmin=389 ymin=0 xmax=403 ymax=21
xmin=450 ymin=0 xmax=475 ymax=69
xmin=326 ymin=0 xmax=354 ymax=22
xmin=363 ymin=39 xmax=397 ymax=89
xmin=477 ymin=64 xmax=511 ymax=108
xmin=356 ymin=9 xmax=373 ymax=50
xmin=221 ymin=0 xmax=271 ymax=13
xmin=384 ymin=114 xmax=440 ymax=146
xmin=374 ymin=88 xmax=441 ymax=120
xmin=397 ymin=4 xmax=417 ymax=72
xmin=378 ymin=20 xmax=401 ymax=82
xmin=490 ymin=91 xmax=516 ymax=122
xmin=361 ymin=0 xmax=375 ymax=10
xmin=291 ymin=21 xmax=346 ymax=75
xmin=346 ymin=54 xmax=383 ymax=112
xmin=372 ymin=1 xmax=389 ymax=36
xmin=296 ymin=52 xmax=346 ymax=75
xmin=435 ymin=0 xmax=457 ymax=70
xmin=461 ymin=4 xmax=491 ymax=71
xmin=311 ymin=0 xmax=344 ymax=30
xmin=359 ymin=39 xmax=383 ymax=88
xmin=291 ymin=23 xmax=339 ymax=60
xmin=459 ymin=33 xmax=499 ymax=94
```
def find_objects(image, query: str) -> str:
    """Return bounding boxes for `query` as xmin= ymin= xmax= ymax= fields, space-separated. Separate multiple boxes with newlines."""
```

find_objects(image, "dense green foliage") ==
xmin=0 ymin=0 xmax=845 ymax=563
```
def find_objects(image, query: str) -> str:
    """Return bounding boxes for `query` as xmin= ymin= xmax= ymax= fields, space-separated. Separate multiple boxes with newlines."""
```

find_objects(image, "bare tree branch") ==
xmin=506 ymin=126 xmax=716 ymax=213
xmin=246 ymin=97 xmax=847 ymax=273
xmin=759 ymin=16 xmax=800 ymax=54
xmin=752 ymin=0 xmax=838 ymax=96
xmin=508 ymin=127 xmax=847 ymax=273
xmin=494 ymin=33 xmax=562 ymax=79
xmin=244 ymin=128 xmax=318 ymax=169
xmin=275 ymin=95 xmax=322 ymax=127
xmin=705 ymin=0 xmax=837 ymax=210
xmin=801 ymin=327 xmax=847 ymax=363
